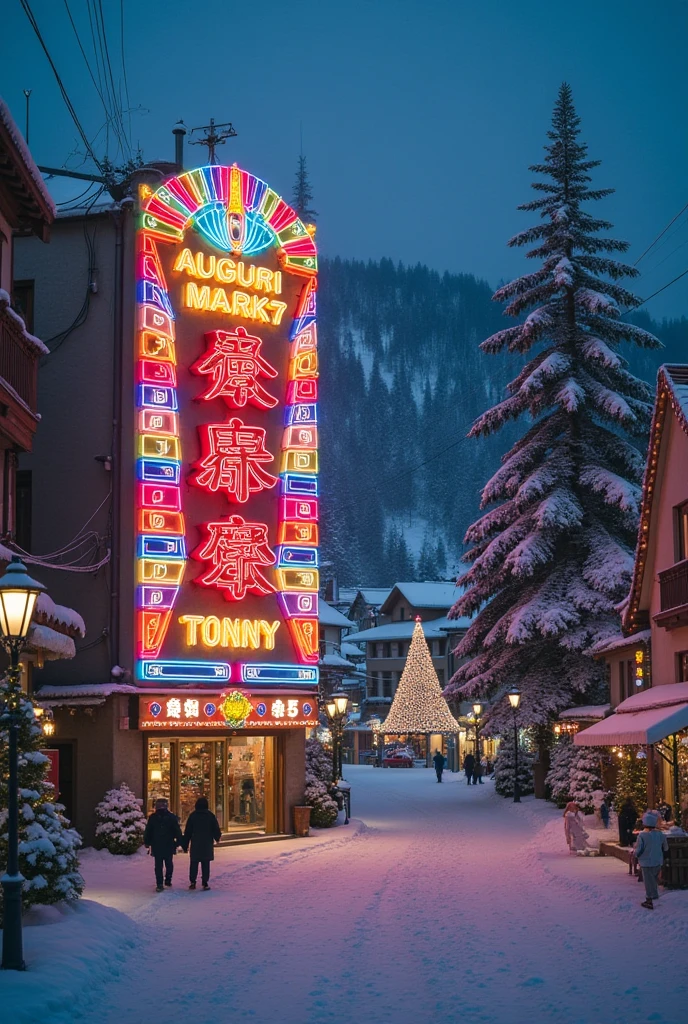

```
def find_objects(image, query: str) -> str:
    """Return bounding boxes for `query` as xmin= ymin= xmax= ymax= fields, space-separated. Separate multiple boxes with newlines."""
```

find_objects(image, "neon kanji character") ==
xmin=166 ymin=698 xmax=181 ymax=719
xmin=193 ymin=515 xmax=275 ymax=601
xmin=271 ymin=699 xmax=285 ymax=719
xmin=287 ymin=699 xmax=299 ymax=718
xmin=184 ymin=699 xmax=199 ymax=719
xmin=192 ymin=326 xmax=278 ymax=409
xmin=193 ymin=417 xmax=277 ymax=503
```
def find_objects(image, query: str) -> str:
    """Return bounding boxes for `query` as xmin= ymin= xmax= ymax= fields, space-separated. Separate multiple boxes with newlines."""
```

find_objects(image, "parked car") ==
xmin=383 ymin=750 xmax=414 ymax=768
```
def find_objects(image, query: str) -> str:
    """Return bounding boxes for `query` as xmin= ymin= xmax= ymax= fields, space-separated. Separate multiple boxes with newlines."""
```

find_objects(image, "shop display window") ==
xmin=147 ymin=740 xmax=172 ymax=812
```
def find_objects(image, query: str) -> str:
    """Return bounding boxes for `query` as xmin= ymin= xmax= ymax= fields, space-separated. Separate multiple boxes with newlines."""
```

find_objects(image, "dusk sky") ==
xmin=2 ymin=0 xmax=687 ymax=318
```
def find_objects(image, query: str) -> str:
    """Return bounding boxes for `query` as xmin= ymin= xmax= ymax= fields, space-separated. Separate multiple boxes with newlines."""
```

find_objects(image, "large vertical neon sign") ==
xmin=136 ymin=164 xmax=318 ymax=686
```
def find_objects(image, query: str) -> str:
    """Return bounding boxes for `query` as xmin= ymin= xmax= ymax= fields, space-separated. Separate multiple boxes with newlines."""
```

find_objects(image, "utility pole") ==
xmin=189 ymin=118 xmax=237 ymax=164
xmin=23 ymin=90 xmax=31 ymax=143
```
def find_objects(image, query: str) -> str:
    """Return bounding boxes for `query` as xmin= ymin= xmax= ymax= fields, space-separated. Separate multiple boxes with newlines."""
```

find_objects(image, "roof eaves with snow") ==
xmin=318 ymin=601 xmax=354 ymax=628
xmin=559 ymin=704 xmax=610 ymax=721
xmin=588 ymin=628 xmax=651 ymax=658
xmin=346 ymin=615 xmax=462 ymax=643
xmin=624 ymin=365 xmax=688 ymax=634
xmin=0 ymin=98 xmax=55 ymax=236
xmin=380 ymin=582 xmax=462 ymax=614
xmin=35 ymin=682 xmax=138 ymax=706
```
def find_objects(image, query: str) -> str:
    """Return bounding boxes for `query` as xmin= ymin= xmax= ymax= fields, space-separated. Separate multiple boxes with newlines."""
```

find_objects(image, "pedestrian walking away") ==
xmin=183 ymin=796 xmax=222 ymax=890
xmin=634 ymin=811 xmax=669 ymax=909
xmin=143 ymin=798 xmax=184 ymax=892
xmin=463 ymin=753 xmax=475 ymax=785
xmin=432 ymin=749 xmax=446 ymax=783
xmin=617 ymin=797 xmax=637 ymax=847
xmin=473 ymin=759 xmax=484 ymax=785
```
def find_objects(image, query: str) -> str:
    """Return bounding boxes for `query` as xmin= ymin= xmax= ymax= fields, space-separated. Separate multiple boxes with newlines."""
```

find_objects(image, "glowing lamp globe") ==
xmin=332 ymin=692 xmax=349 ymax=717
xmin=325 ymin=700 xmax=337 ymax=721
xmin=0 ymin=557 xmax=46 ymax=641
xmin=472 ymin=702 xmax=482 ymax=717
xmin=150 ymin=769 xmax=163 ymax=782
xmin=507 ymin=688 xmax=521 ymax=710
xmin=42 ymin=718 xmax=56 ymax=738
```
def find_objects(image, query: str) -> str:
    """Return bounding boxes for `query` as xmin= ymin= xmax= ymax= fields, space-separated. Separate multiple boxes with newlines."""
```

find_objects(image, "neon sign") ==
xmin=136 ymin=163 xmax=319 ymax=685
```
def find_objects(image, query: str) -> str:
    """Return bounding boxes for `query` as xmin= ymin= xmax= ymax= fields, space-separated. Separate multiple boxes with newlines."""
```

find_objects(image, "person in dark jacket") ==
xmin=618 ymin=797 xmax=638 ymax=847
xmin=183 ymin=796 xmax=222 ymax=890
xmin=472 ymin=759 xmax=484 ymax=785
xmin=432 ymin=750 xmax=446 ymax=783
xmin=463 ymin=753 xmax=475 ymax=785
xmin=143 ymin=798 xmax=184 ymax=892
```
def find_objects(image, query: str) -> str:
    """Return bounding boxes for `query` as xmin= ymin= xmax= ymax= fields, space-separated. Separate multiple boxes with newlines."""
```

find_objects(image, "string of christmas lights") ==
xmin=382 ymin=617 xmax=460 ymax=735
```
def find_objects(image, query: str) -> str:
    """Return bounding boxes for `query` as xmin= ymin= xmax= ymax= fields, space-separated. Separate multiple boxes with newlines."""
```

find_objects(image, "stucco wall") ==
xmin=649 ymin=413 xmax=688 ymax=684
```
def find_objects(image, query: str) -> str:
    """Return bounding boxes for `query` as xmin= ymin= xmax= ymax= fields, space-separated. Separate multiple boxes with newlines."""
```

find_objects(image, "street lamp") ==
xmin=0 ymin=557 xmax=46 ymax=971
xmin=324 ymin=691 xmax=349 ymax=782
xmin=507 ymin=688 xmax=521 ymax=804
xmin=472 ymin=702 xmax=482 ymax=756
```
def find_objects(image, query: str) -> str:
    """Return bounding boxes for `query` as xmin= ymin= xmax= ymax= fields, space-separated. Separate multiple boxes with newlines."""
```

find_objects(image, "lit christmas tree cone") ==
xmin=382 ymin=618 xmax=460 ymax=735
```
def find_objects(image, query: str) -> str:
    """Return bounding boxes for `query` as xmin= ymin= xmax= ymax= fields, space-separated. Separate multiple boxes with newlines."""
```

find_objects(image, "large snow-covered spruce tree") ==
xmin=446 ymin=84 xmax=659 ymax=727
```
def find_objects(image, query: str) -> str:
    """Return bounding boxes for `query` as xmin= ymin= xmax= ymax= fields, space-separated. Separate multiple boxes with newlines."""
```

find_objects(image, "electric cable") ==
xmin=634 ymin=201 xmax=688 ymax=267
xmin=119 ymin=0 xmax=132 ymax=149
xmin=62 ymin=0 xmax=110 ymax=127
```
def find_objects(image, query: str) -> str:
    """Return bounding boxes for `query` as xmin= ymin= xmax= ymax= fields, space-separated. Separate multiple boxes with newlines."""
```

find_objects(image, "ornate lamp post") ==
xmin=507 ymin=688 xmax=521 ymax=804
xmin=472 ymin=702 xmax=482 ymax=756
xmin=0 ymin=557 xmax=46 ymax=971
xmin=324 ymin=692 xmax=349 ymax=783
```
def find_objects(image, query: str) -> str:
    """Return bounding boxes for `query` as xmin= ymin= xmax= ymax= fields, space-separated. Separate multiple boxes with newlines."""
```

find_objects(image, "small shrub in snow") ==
xmin=305 ymin=737 xmax=333 ymax=784
xmin=0 ymin=683 xmax=83 ymax=921
xmin=494 ymin=732 xmax=535 ymax=797
xmin=304 ymin=771 xmax=338 ymax=828
xmin=95 ymin=783 xmax=147 ymax=855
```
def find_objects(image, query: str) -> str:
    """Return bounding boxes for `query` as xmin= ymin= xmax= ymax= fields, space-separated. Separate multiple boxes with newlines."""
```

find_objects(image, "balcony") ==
xmin=0 ymin=305 xmax=39 ymax=413
xmin=655 ymin=560 xmax=688 ymax=630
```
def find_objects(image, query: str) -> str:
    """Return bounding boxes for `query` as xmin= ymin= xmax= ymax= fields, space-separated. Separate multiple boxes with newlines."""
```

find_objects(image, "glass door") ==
xmin=226 ymin=736 xmax=265 ymax=832
xmin=178 ymin=742 xmax=212 ymax=823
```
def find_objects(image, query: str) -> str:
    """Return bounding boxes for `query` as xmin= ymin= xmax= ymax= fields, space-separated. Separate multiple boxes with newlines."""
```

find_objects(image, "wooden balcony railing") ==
xmin=0 ymin=306 xmax=39 ymax=412
xmin=655 ymin=560 xmax=688 ymax=629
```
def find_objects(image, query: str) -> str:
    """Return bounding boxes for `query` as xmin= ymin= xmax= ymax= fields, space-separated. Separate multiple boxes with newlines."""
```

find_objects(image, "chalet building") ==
xmin=348 ymin=582 xmax=471 ymax=718
xmin=318 ymin=599 xmax=359 ymax=698
xmin=576 ymin=365 xmax=688 ymax=819
xmin=0 ymin=98 xmax=85 ymax=711
xmin=341 ymin=587 xmax=390 ymax=631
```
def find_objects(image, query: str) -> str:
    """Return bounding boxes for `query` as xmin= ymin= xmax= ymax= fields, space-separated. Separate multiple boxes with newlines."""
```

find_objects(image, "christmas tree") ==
xmin=291 ymin=153 xmax=317 ymax=222
xmin=95 ymin=784 xmax=147 ymax=855
xmin=568 ymin=745 xmax=608 ymax=813
xmin=382 ymin=619 xmax=460 ymax=735
xmin=546 ymin=735 xmax=576 ymax=806
xmin=0 ymin=683 xmax=83 ymax=918
xmin=493 ymin=731 xmax=535 ymax=797
xmin=614 ymin=747 xmax=647 ymax=811
xmin=446 ymin=83 xmax=659 ymax=728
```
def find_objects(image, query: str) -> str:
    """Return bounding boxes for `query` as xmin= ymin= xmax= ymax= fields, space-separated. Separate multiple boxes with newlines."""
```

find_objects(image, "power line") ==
xmin=633 ymin=200 xmax=688 ymax=267
xmin=19 ymin=0 xmax=103 ymax=172
xmin=62 ymin=0 xmax=110 ymax=126
xmin=95 ymin=0 xmax=130 ymax=159
xmin=630 ymin=268 xmax=688 ymax=311
xmin=119 ymin=0 xmax=132 ymax=149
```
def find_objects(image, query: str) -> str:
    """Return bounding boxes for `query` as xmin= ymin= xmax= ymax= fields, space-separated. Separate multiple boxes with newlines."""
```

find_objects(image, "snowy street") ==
xmin=4 ymin=765 xmax=686 ymax=1024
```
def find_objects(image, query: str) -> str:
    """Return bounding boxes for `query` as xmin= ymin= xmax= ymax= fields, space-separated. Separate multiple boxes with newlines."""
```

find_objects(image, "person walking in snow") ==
xmin=433 ymin=750 xmax=446 ymax=783
xmin=183 ymin=796 xmax=222 ymax=890
xmin=472 ymin=759 xmax=484 ymax=785
xmin=144 ymin=798 xmax=184 ymax=892
xmin=618 ymin=797 xmax=638 ymax=847
xmin=634 ymin=811 xmax=669 ymax=910
xmin=563 ymin=802 xmax=589 ymax=854
xmin=463 ymin=752 xmax=475 ymax=785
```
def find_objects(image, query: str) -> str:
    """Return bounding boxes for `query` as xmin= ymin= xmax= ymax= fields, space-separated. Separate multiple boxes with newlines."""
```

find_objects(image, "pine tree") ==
xmin=291 ymin=153 xmax=317 ymax=222
xmin=0 ymin=684 xmax=83 ymax=917
xmin=94 ymin=784 xmax=147 ymax=855
xmin=614 ymin=747 xmax=647 ymax=811
xmin=493 ymin=731 xmax=535 ymax=797
xmin=417 ymin=532 xmax=439 ymax=580
xmin=382 ymin=619 xmax=460 ymax=735
xmin=447 ymin=83 xmax=659 ymax=727
xmin=568 ymin=745 xmax=608 ymax=813
xmin=546 ymin=735 xmax=576 ymax=806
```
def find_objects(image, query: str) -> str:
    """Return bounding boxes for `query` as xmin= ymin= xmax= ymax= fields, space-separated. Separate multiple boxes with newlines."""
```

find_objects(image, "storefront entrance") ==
xmin=147 ymin=735 xmax=274 ymax=834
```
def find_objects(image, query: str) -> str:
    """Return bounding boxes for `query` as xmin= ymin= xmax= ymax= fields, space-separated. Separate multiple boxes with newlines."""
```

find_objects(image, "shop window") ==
xmin=382 ymin=672 xmax=392 ymax=698
xmin=148 ymin=740 xmax=172 ymax=812
xmin=678 ymin=652 xmax=688 ymax=683
xmin=674 ymin=502 xmax=688 ymax=562
xmin=227 ymin=735 xmax=265 ymax=831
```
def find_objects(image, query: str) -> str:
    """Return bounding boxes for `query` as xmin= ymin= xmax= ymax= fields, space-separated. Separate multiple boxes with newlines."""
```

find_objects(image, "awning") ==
xmin=575 ymin=683 xmax=688 ymax=747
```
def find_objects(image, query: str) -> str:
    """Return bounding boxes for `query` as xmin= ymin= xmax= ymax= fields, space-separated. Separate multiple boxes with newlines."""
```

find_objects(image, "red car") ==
xmin=383 ymin=751 xmax=414 ymax=768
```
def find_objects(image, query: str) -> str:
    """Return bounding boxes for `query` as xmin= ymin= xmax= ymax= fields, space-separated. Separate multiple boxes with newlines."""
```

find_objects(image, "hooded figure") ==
xmin=183 ymin=796 xmax=222 ymax=890
xmin=463 ymin=753 xmax=475 ymax=784
xmin=634 ymin=811 xmax=669 ymax=910
xmin=432 ymin=750 xmax=446 ymax=783
xmin=144 ymin=799 xmax=184 ymax=892
xmin=618 ymin=797 xmax=638 ymax=847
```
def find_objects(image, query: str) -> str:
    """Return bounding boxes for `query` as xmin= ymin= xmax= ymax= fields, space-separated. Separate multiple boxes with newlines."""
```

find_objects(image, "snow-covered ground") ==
xmin=3 ymin=767 xmax=687 ymax=1024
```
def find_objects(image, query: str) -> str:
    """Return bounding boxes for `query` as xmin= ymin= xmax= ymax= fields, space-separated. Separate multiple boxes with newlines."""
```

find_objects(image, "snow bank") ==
xmin=0 ymin=900 xmax=137 ymax=1023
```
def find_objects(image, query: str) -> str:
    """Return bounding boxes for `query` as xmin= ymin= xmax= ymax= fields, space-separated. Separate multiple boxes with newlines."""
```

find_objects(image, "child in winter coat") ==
xmin=563 ymin=802 xmax=589 ymax=854
xmin=634 ymin=811 xmax=669 ymax=909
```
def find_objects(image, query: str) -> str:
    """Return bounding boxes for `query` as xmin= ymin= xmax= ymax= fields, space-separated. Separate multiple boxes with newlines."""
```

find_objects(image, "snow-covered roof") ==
xmin=380 ymin=582 xmax=463 ymax=613
xmin=0 ymin=291 xmax=49 ymax=355
xmin=589 ymin=629 xmax=651 ymax=657
xmin=35 ymin=592 xmax=86 ymax=637
xmin=318 ymin=601 xmax=353 ymax=628
xmin=559 ymin=704 xmax=610 ymax=721
xmin=26 ymin=624 xmax=76 ymax=660
xmin=575 ymin=684 xmax=688 ymax=747
xmin=346 ymin=615 xmax=469 ymax=644
xmin=36 ymin=682 xmax=138 ymax=707
xmin=625 ymin=365 xmax=688 ymax=633
xmin=320 ymin=652 xmax=356 ymax=670
xmin=341 ymin=641 xmax=365 ymax=658
xmin=0 ymin=98 xmax=55 ymax=229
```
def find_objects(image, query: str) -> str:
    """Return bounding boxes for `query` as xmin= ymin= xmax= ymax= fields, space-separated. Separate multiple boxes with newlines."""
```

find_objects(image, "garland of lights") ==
xmin=382 ymin=618 xmax=460 ymax=735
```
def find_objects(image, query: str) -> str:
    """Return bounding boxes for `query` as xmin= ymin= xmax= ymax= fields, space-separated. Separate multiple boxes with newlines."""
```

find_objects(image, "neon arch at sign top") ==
xmin=136 ymin=164 xmax=319 ymax=685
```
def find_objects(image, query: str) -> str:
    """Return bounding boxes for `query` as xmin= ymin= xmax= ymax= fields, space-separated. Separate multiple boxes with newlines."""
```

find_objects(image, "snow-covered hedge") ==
xmin=546 ymin=736 xmax=577 ymax=806
xmin=94 ymin=784 xmax=147 ymax=855
xmin=304 ymin=771 xmax=339 ymax=828
xmin=494 ymin=732 xmax=535 ymax=797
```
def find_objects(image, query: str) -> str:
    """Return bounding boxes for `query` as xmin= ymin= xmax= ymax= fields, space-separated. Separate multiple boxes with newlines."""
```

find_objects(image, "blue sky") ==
xmin=2 ymin=0 xmax=687 ymax=317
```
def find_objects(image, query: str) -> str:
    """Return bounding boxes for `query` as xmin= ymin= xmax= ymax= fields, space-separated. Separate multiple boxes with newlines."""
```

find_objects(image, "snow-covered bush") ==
xmin=95 ymin=783 xmax=147 ymax=855
xmin=546 ymin=736 xmax=576 ymax=806
xmin=304 ymin=771 xmax=339 ymax=827
xmin=494 ymin=732 xmax=535 ymax=797
xmin=305 ymin=736 xmax=333 ymax=784
xmin=568 ymin=745 xmax=609 ymax=814
xmin=614 ymin=747 xmax=647 ymax=811
xmin=0 ymin=683 xmax=83 ymax=920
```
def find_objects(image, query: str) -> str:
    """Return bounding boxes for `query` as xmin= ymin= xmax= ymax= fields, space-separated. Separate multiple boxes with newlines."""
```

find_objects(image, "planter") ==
xmin=293 ymin=805 xmax=312 ymax=837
